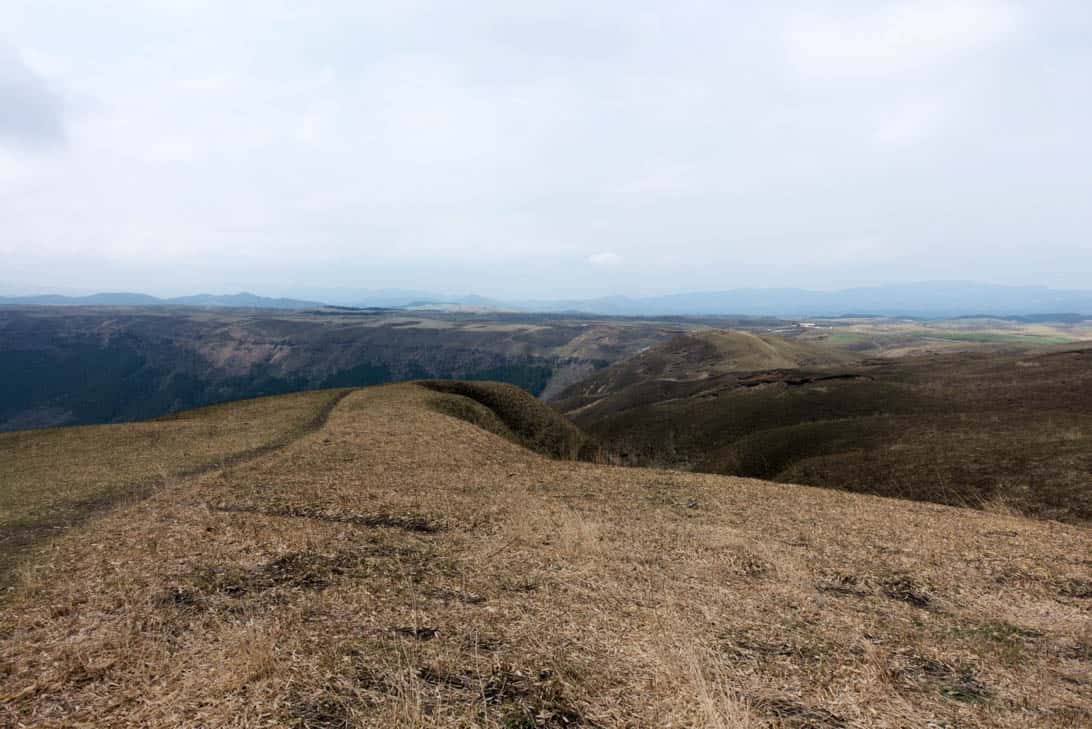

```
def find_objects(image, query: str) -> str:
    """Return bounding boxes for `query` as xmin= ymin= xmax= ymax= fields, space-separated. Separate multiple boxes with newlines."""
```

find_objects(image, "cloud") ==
xmin=615 ymin=165 xmax=695 ymax=197
xmin=588 ymin=251 xmax=623 ymax=267
xmin=144 ymin=136 xmax=196 ymax=163
xmin=874 ymin=98 xmax=945 ymax=146
xmin=178 ymin=75 xmax=231 ymax=93
xmin=786 ymin=1 xmax=1021 ymax=79
xmin=0 ymin=2 xmax=1089 ymax=295
xmin=0 ymin=43 xmax=65 ymax=148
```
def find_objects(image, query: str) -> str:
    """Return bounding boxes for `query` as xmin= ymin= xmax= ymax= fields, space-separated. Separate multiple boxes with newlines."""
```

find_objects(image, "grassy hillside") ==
xmin=716 ymin=412 xmax=1091 ymax=519
xmin=1 ymin=383 xmax=1090 ymax=727
xmin=0 ymin=389 xmax=349 ymax=584
xmin=557 ymin=336 xmax=1092 ymax=523
xmin=558 ymin=329 xmax=856 ymax=408
xmin=419 ymin=380 xmax=591 ymax=459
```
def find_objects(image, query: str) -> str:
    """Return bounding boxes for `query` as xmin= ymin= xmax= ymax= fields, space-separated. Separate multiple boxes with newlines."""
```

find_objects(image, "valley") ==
xmin=4 ymin=305 xmax=1086 ymax=435
xmin=7 ymin=3 xmax=1092 ymax=725
xmin=0 ymin=306 xmax=725 ymax=431
xmin=4 ymin=305 xmax=1089 ymax=525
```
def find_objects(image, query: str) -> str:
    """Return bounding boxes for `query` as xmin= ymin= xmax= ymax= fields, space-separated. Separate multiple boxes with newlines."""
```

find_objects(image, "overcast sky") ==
xmin=2 ymin=1 xmax=1090 ymax=298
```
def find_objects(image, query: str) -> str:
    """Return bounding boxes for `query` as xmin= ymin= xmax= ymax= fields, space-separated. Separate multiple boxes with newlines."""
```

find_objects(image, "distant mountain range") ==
xmin=3 ymin=282 xmax=1092 ymax=318
xmin=0 ymin=292 xmax=324 ymax=309
xmin=510 ymin=282 xmax=1092 ymax=318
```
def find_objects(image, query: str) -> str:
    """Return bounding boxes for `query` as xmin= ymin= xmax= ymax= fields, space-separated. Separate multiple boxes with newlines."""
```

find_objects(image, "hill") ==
xmin=418 ymin=380 xmax=591 ymax=459
xmin=1 ymin=383 xmax=1089 ymax=727
xmin=555 ymin=329 xmax=857 ymax=417
xmin=555 ymin=338 xmax=1092 ymax=524
xmin=4 ymin=308 xmax=1086 ymax=434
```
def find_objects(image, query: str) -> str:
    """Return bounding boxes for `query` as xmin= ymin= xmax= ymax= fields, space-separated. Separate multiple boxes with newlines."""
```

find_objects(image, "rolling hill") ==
xmin=554 ymin=332 xmax=1092 ymax=524
xmin=5 ymin=306 xmax=1086 ymax=435
xmin=554 ymin=329 xmax=857 ymax=419
xmin=1 ymin=382 xmax=1089 ymax=727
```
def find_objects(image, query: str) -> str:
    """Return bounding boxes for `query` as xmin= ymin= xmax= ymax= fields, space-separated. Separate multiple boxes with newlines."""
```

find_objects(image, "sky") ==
xmin=1 ymin=1 xmax=1091 ymax=299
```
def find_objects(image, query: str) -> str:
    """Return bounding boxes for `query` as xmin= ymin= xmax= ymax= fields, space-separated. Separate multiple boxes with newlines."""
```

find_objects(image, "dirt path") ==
xmin=0 ymin=389 xmax=352 ymax=589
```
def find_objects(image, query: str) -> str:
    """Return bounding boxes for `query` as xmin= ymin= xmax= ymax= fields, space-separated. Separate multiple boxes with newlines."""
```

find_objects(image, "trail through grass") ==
xmin=0 ymin=388 xmax=349 ymax=585
xmin=2 ymin=382 xmax=1089 ymax=727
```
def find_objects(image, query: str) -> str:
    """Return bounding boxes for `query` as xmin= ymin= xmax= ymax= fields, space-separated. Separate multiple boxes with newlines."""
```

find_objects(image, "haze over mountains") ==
xmin=0 ymin=291 xmax=324 ymax=310
xmin=5 ymin=281 xmax=1092 ymax=318
xmin=518 ymin=282 xmax=1092 ymax=318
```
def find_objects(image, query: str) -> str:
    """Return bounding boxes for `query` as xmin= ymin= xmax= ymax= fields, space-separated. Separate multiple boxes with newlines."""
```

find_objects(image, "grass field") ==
xmin=1 ymin=383 xmax=1090 ymax=727
xmin=0 ymin=389 xmax=348 ymax=585
xmin=920 ymin=331 xmax=1073 ymax=344
xmin=819 ymin=329 xmax=1073 ymax=348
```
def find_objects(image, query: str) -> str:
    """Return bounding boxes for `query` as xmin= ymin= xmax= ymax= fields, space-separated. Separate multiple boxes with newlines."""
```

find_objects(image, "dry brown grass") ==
xmin=560 ymin=342 xmax=1092 ymax=525
xmin=0 ymin=389 xmax=349 ymax=584
xmin=1 ymin=383 xmax=1089 ymax=727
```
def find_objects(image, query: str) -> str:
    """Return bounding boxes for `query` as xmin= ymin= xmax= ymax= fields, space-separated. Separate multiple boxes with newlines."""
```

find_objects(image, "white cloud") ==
xmin=874 ymin=98 xmax=945 ymax=146
xmin=144 ymin=136 xmax=196 ymax=163
xmin=615 ymin=164 xmax=695 ymax=196
xmin=0 ymin=42 xmax=66 ymax=147
xmin=786 ymin=1 xmax=1021 ymax=78
xmin=588 ymin=251 xmax=623 ymax=267
xmin=178 ymin=76 xmax=231 ymax=92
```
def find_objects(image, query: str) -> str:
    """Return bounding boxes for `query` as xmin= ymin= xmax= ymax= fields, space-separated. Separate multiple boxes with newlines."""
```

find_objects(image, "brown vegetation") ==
xmin=1 ymin=383 xmax=1089 ymax=727
xmin=419 ymin=380 xmax=590 ymax=459
xmin=0 ymin=389 xmax=350 ymax=586
xmin=556 ymin=333 xmax=1092 ymax=524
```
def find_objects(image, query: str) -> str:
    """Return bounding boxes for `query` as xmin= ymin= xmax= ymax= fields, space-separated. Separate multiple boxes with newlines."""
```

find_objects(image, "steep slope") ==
xmin=0 ymin=307 xmax=693 ymax=431
xmin=2 ymin=383 xmax=1090 ymax=728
